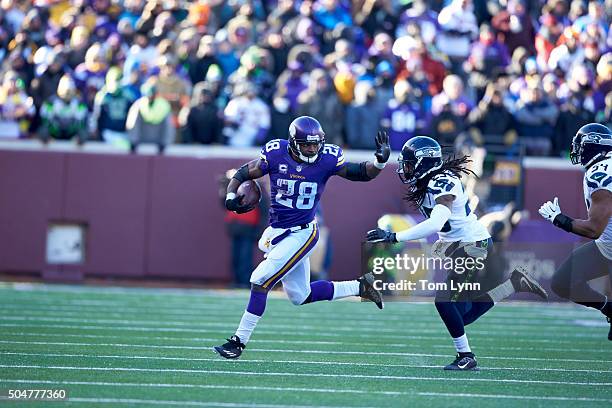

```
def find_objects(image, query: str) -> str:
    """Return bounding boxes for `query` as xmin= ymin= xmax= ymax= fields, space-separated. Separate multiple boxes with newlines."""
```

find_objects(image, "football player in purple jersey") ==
xmin=214 ymin=116 xmax=390 ymax=359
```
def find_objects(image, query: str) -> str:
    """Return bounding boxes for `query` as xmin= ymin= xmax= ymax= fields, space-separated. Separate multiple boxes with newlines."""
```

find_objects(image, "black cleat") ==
xmin=358 ymin=272 xmax=384 ymax=309
xmin=213 ymin=335 xmax=245 ymax=359
xmin=444 ymin=352 xmax=479 ymax=371
xmin=510 ymin=268 xmax=548 ymax=299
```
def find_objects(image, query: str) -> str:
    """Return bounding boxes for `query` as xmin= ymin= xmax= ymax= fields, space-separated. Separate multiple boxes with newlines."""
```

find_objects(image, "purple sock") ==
xmin=309 ymin=280 xmax=334 ymax=302
xmin=246 ymin=290 xmax=267 ymax=317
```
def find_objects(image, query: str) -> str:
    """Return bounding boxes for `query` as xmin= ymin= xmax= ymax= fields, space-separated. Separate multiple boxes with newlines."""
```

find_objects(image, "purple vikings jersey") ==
xmin=381 ymin=100 xmax=427 ymax=151
xmin=259 ymin=139 xmax=345 ymax=228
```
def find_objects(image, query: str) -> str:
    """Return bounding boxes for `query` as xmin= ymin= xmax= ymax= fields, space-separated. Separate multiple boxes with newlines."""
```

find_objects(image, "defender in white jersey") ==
xmin=367 ymin=136 xmax=548 ymax=370
xmin=539 ymin=123 xmax=612 ymax=340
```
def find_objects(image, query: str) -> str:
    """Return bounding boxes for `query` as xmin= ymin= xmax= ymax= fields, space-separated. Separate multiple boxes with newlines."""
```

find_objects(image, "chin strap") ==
xmin=299 ymin=153 xmax=318 ymax=163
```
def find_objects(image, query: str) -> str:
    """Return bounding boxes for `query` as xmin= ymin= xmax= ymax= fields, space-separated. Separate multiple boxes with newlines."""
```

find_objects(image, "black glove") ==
xmin=374 ymin=130 xmax=390 ymax=164
xmin=366 ymin=228 xmax=397 ymax=243
xmin=225 ymin=194 xmax=254 ymax=214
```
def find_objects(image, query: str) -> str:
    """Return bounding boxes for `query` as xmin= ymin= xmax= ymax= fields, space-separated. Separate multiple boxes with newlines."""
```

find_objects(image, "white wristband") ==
xmin=226 ymin=192 xmax=236 ymax=201
xmin=373 ymin=160 xmax=386 ymax=170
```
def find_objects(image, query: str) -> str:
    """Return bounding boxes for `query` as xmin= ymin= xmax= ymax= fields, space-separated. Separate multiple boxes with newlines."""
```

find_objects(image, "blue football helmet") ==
xmin=397 ymin=136 xmax=443 ymax=185
xmin=288 ymin=116 xmax=326 ymax=163
xmin=570 ymin=123 xmax=612 ymax=167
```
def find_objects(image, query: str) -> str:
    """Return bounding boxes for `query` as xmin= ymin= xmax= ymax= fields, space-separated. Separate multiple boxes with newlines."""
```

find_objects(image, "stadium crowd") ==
xmin=0 ymin=0 xmax=610 ymax=156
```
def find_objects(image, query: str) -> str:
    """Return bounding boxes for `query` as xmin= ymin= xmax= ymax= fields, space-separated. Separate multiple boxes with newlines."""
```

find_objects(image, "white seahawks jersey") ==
xmin=421 ymin=171 xmax=490 ymax=242
xmin=583 ymin=156 xmax=612 ymax=260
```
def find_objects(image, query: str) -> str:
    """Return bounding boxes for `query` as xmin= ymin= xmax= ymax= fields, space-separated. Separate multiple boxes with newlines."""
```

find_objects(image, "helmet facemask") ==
xmin=289 ymin=131 xmax=325 ymax=164
xmin=574 ymin=132 xmax=612 ymax=167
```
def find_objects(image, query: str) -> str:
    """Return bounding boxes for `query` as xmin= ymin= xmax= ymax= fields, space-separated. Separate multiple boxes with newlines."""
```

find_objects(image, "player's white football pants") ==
xmin=250 ymin=222 xmax=319 ymax=305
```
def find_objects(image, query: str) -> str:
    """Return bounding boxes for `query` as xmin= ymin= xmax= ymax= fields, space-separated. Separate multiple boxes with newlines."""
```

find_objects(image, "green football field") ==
xmin=0 ymin=283 xmax=611 ymax=408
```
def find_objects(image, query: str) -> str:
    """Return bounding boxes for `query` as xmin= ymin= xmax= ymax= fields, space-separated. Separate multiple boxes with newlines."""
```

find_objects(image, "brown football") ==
xmin=237 ymin=180 xmax=262 ymax=207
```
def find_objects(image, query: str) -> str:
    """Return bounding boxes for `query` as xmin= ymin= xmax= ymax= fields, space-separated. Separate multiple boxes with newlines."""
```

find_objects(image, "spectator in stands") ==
xmin=39 ymin=74 xmax=88 ymax=143
xmin=126 ymin=76 xmax=175 ymax=153
xmin=514 ymin=85 xmax=559 ymax=156
xmin=572 ymin=0 xmax=608 ymax=35
xmin=1 ymin=47 xmax=33 ymax=89
xmin=464 ymin=23 xmax=510 ymax=101
xmin=297 ymin=68 xmax=344 ymax=145
xmin=1 ymin=0 xmax=24 ymax=35
xmin=491 ymin=0 xmax=536 ymax=56
xmin=179 ymin=81 xmax=223 ymax=145
xmin=396 ymin=0 xmax=438 ymax=45
xmin=30 ymin=50 xmax=68 ymax=110
xmin=397 ymin=38 xmax=446 ymax=98
xmin=313 ymin=0 xmax=352 ymax=33
xmin=190 ymin=35 xmax=222 ymax=85
xmin=467 ymin=83 xmax=517 ymax=147
xmin=90 ymin=67 xmax=138 ymax=147
xmin=345 ymin=81 xmax=380 ymax=149
xmin=274 ymin=60 xmax=309 ymax=116
xmin=372 ymin=60 xmax=396 ymax=116
xmin=74 ymin=43 xmax=109 ymax=109
xmin=436 ymin=0 xmax=478 ymax=75
xmin=432 ymin=75 xmax=472 ymax=117
xmin=354 ymin=0 xmax=398 ymax=39
xmin=535 ymin=14 xmax=564 ymax=66
xmin=381 ymin=79 xmax=428 ymax=151
xmin=156 ymin=54 xmax=192 ymax=131
xmin=223 ymin=82 xmax=270 ymax=147
xmin=227 ymin=45 xmax=275 ymax=103
xmin=548 ymin=27 xmax=581 ymax=73
xmin=596 ymin=91 xmax=612 ymax=128
xmin=596 ymin=53 xmax=611 ymax=101
xmin=0 ymin=70 xmax=34 ymax=138
xmin=368 ymin=32 xmax=397 ymax=67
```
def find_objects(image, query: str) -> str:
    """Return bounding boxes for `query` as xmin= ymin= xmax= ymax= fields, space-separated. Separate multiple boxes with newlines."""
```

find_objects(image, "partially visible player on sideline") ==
xmin=367 ymin=136 xmax=548 ymax=370
xmin=539 ymin=123 xmax=612 ymax=340
xmin=214 ymin=116 xmax=390 ymax=359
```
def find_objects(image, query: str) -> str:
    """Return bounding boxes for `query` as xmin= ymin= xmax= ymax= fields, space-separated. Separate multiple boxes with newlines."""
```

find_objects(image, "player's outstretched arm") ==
xmin=336 ymin=131 xmax=390 ymax=181
xmin=366 ymin=195 xmax=454 ymax=242
xmin=225 ymin=159 xmax=266 ymax=214
xmin=539 ymin=191 xmax=612 ymax=239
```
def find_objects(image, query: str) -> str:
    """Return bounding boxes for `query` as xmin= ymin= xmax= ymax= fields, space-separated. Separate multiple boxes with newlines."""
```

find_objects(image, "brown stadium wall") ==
xmin=0 ymin=142 xmax=587 ymax=284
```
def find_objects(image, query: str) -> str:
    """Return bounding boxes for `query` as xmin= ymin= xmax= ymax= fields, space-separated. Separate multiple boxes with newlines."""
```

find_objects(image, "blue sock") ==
xmin=246 ymin=290 xmax=267 ymax=317
xmin=301 ymin=280 xmax=334 ymax=304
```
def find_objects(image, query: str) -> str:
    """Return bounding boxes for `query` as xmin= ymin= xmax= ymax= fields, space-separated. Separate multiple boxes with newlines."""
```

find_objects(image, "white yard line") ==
xmin=18 ymin=397 xmax=365 ymax=408
xmin=0 ymin=316 xmax=602 ymax=338
xmin=414 ymin=392 xmax=612 ymax=403
xmin=0 ymin=379 xmax=403 ymax=396
xmin=2 ymin=340 xmax=612 ymax=363
xmin=0 ymin=306 xmax=600 ymax=328
xmin=0 ymin=323 xmax=602 ymax=345
xmin=2 ymin=352 xmax=611 ymax=374
xmin=0 ymin=322 xmax=604 ymax=344
xmin=1 ymin=332 xmax=608 ymax=354
xmin=0 ymin=364 xmax=610 ymax=387
xmin=1 ymin=379 xmax=611 ymax=403
xmin=0 ymin=297 xmax=593 ymax=318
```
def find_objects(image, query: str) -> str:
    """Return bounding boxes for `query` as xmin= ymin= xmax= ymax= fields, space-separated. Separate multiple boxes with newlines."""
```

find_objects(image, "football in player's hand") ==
xmin=237 ymin=180 xmax=262 ymax=207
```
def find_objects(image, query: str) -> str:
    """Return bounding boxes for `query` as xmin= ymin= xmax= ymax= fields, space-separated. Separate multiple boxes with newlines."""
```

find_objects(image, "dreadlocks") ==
xmin=404 ymin=155 xmax=476 ymax=207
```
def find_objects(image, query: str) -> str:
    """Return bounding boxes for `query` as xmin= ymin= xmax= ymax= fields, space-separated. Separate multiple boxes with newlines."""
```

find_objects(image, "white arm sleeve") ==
xmin=396 ymin=204 xmax=452 ymax=242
